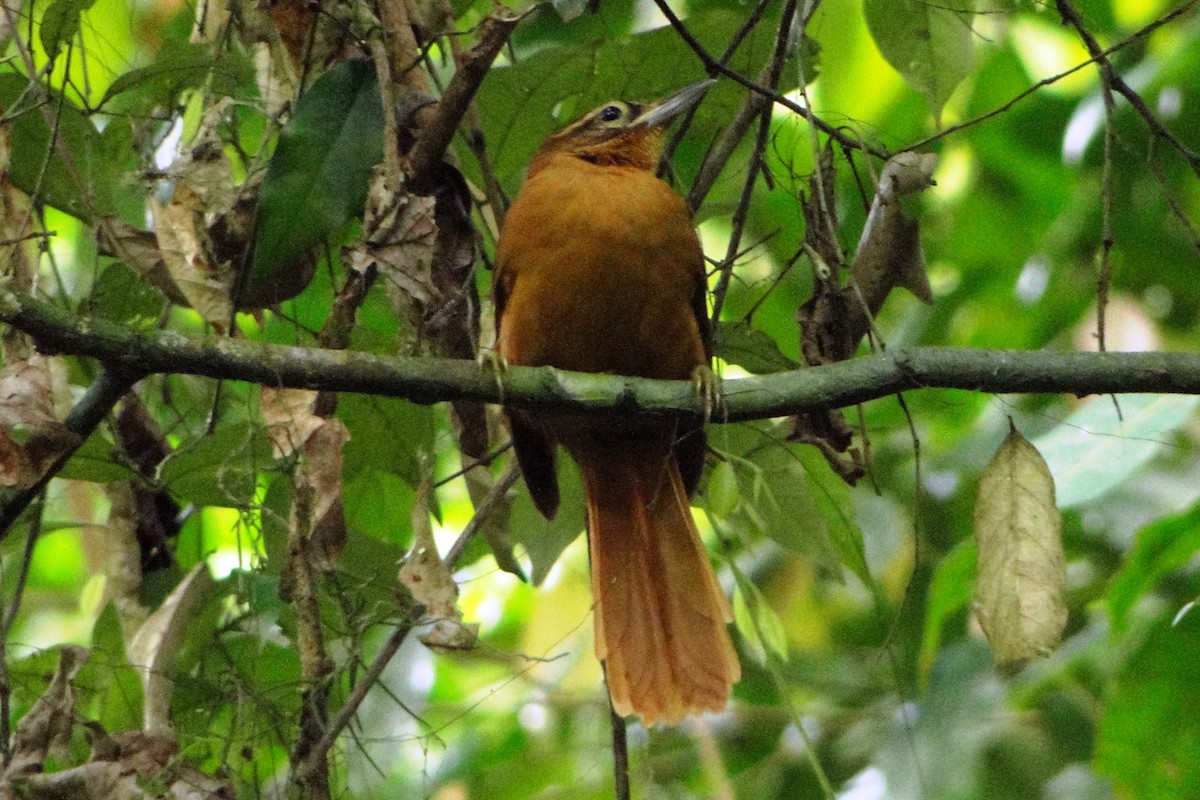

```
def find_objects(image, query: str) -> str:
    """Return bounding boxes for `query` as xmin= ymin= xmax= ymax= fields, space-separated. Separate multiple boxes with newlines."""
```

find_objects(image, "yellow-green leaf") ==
xmin=973 ymin=424 xmax=1066 ymax=664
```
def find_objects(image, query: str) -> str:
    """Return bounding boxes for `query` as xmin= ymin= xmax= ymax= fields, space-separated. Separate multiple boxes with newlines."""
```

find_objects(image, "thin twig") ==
xmin=303 ymin=620 xmax=416 ymax=769
xmin=406 ymin=9 xmax=524 ymax=193
xmin=908 ymin=0 xmax=1199 ymax=152
xmin=0 ymin=489 xmax=43 ymax=762
xmin=708 ymin=0 xmax=796 ymax=320
xmin=445 ymin=464 xmax=521 ymax=569
xmin=650 ymin=0 xmax=888 ymax=159
xmin=609 ymin=697 xmax=630 ymax=800
xmin=1057 ymin=0 xmax=1200 ymax=178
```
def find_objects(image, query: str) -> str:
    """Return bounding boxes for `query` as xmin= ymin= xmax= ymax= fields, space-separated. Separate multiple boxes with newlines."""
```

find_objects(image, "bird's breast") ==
xmin=496 ymin=158 xmax=705 ymax=381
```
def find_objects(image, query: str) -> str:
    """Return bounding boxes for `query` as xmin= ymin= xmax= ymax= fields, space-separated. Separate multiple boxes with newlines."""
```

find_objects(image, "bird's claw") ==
xmin=478 ymin=349 xmax=509 ymax=404
xmin=691 ymin=365 xmax=721 ymax=424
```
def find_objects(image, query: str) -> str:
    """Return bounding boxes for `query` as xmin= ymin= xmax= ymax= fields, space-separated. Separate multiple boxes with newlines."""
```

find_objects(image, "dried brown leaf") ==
xmin=0 ymin=355 xmax=80 ymax=488
xmin=974 ymin=424 xmax=1067 ymax=664
xmin=260 ymin=386 xmax=323 ymax=459
xmin=150 ymin=186 xmax=233 ymax=329
xmin=398 ymin=481 xmax=478 ymax=650
xmin=295 ymin=417 xmax=350 ymax=567
xmin=7 ymin=645 xmax=88 ymax=774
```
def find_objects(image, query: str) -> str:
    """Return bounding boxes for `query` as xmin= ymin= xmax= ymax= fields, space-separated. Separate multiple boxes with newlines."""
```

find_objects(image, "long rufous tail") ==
xmin=578 ymin=449 xmax=740 ymax=725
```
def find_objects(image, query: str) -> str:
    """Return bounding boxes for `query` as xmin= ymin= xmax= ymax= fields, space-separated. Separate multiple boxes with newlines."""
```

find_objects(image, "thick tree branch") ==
xmin=3 ymin=289 xmax=1200 ymax=424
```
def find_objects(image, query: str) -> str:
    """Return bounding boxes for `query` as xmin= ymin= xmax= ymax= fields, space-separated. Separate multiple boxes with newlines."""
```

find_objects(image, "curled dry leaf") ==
xmin=351 ymin=173 xmax=438 ymax=321
xmin=398 ymin=481 xmax=479 ymax=651
xmin=850 ymin=151 xmax=937 ymax=312
xmin=149 ymin=185 xmax=233 ymax=330
xmin=0 ymin=355 xmax=80 ymax=489
xmin=7 ymin=644 xmax=89 ymax=774
xmin=292 ymin=417 xmax=350 ymax=568
xmin=128 ymin=563 xmax=216 ymax=738
xmin=974 ymin=424 xmax=1068 ymax=664
xmin=260 ymin=386 xmax=323 ymax=459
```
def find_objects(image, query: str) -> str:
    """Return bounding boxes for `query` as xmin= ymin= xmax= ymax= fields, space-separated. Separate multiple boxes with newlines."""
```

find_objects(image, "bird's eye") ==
xmin=598 ymin=105 xmax=623 ymax=122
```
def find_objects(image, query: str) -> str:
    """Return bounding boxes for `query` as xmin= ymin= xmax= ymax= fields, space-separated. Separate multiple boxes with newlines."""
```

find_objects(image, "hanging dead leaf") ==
xmin=128 ymin=563 xmax=215 ymax=738
xmin=293 ymin=417 xmax=350 ymax=567
xmin=350 ymin=173 xmax=438 ymax=319
xmin=150 ymin=185 xmax=233 ymax=329
xmin=260 ymin=386 xmax=323 ymax=459
xmin=7 ymin=645 xmax=88 ymax=774
xmin=0 ymin=355 xmax=80 ymax=489
xmin=398 ymin=480 xmax=479 ymax=650
xmin=973 ymin=424 xmax=1067 ymax=664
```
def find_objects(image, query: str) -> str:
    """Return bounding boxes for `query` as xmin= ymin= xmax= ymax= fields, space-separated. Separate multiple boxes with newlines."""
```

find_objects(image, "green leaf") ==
xmin=338 ymin=395 xmax=434 ymax=487
xmin=511 ymin=459 xmax=585 ymax=586
xmin=863 ymin=0 xmax=976 ymax=123
xmin=97 ymin=42 xmax=254 ymax=112
xmin=706 ymin=459 xmax=740 ymax=518
xmin=732 ymin=580 xmax=788 ymax=664
xmin=86 ymin=262 xmax=167 ymax=326
xmin=58 ymin=431 xmax=135 ymax=483
xmin=919 ymin=539 xmax=977 ymax=680
xmin=245 ymin=59 xmax=384 ymax=305
xmin=0 ymin=74 xmax=116 ymax=219
xmin=78 ymin=603 xmax=143 ymax=733
xmin=1107 ymin=502 xmax=1200 ymax=632
xmin=710 ymin=423 xmax=867 ymax=583
xmin=1095 ymin=612 xmax=1200 ymax=799
xmin=714 ymin=320 xmax=799 ymax=374
xmin=39 ymin=0 xmax=95 ymax=60
xmin=160 ymin=423 xmax=270 ymax=508
xmin=1034 ymin=394 xmax=1200 ymax=508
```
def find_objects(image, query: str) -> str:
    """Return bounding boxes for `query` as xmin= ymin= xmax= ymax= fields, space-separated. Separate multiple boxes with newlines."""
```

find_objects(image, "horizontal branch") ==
xmin=3 ymin=288 xmax=1200 ymax=422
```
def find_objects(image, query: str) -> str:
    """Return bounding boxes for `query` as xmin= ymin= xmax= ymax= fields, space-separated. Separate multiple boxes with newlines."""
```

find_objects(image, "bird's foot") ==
xmin=478 ymin=349 xmax=510 ymax=404
xmin=691 ymin=365 xmax=721 ymax=423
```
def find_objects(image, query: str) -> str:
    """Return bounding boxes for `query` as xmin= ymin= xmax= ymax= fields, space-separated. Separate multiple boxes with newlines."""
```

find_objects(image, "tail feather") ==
xmin=581 ymin=451 xmax=740 ymax=725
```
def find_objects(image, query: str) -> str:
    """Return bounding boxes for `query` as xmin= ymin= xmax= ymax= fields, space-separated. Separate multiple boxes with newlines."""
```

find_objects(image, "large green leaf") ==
xmin=714 ymin=320 xmax=799 ymax=374
xmin=0 ymin=74 xmax=117 ymax=219
xmin=1095 ymin=612 xmax=1200 ymax=799
xmin=863 ymin=0 xmax=976 ymax=123
xmin=245 ymin=59 xmax=384 ymax=306
xmin=160 ymin=423 xmax=271 ymax=508
xmin=39 ymin=0 xmax=96 ymax=61
xmin=510 ymin=458 xmax=585 ymax=586
xmin=338 ymin=394 xmax=435 ymax=488
xmin=1034 ymin=394 xmax=1200 ymax=508
xmin=97 ymin=41 xmax=255 ymax=113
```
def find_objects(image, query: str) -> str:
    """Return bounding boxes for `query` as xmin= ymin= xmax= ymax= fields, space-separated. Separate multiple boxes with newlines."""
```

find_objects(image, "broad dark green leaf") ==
xmin=245 ymin=59 xmax=384 ymax=306
xmin=57 ymin=430 xmax=134 ymax=482
xmin=338 ymin=395 xmax=435 ymax=488
xmin=510 ymin=458 xmax=585 ymax=586
xmin=86 ymin=262 xmax=167 ymax=325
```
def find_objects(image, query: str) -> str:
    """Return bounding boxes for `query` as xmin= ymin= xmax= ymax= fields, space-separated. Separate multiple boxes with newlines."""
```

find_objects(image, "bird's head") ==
xmin=529 ymin=79 xmax=715 ymax=175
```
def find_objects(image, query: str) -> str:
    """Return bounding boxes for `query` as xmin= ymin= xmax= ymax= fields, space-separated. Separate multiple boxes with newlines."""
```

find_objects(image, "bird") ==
xmin=492 ymin=80 xmax=741 ymax=725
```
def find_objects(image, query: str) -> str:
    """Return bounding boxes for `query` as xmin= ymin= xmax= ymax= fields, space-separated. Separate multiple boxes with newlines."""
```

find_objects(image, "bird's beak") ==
xmin=632 ymin=79 xmax=717 ymax=129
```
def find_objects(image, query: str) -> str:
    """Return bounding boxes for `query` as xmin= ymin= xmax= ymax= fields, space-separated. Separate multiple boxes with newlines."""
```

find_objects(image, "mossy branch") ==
xmin=4 ymin=287 xmax=1200 ymax=423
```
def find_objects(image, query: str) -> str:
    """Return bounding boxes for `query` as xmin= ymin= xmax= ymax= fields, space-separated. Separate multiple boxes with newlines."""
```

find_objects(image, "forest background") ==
xmin=0 ymin=0 xmax=1199 ymax=798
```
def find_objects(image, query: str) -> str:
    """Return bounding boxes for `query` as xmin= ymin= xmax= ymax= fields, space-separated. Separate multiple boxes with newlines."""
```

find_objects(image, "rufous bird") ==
xmin=493 ymin=80 xmax=741 ymax=725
